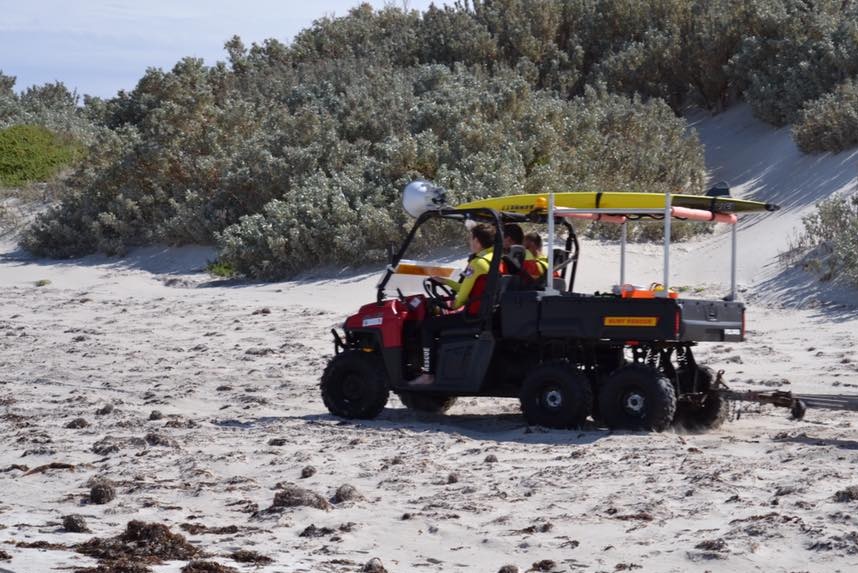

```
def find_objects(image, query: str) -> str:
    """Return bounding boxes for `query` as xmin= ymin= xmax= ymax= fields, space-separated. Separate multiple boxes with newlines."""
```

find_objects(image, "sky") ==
xmin=0 ymin=0 xmax=448 ymax=98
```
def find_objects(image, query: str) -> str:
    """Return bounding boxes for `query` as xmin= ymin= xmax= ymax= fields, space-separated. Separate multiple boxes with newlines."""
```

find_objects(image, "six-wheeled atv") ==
xmin=321 ymin=182 xmax=796 ymax=432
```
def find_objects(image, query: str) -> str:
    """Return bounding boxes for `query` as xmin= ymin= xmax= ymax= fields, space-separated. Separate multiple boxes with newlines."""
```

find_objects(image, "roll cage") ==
xmin=376 ymin=208 xmax=581 ymax=326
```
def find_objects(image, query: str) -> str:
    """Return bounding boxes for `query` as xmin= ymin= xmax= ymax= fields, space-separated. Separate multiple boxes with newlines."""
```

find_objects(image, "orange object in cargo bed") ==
xmin=617 ymin=283 xmax=679 ymax=299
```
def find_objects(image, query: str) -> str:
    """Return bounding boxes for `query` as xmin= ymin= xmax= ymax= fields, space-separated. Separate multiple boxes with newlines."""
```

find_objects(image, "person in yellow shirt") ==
xmin=411 ymin=223 xmax=496 ymax=385
xmin=523 ymin=231 xmax=549 ymax=280
xmin=437 ymin=223 xmax=496 ymax=312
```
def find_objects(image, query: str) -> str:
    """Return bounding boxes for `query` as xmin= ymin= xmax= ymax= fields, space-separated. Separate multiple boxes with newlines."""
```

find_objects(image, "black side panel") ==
xmin=540 ymin=296 xmax=678 ymax=340
xmin=679 ymin=299 xmax=744 ymax=342
xmin=500 ymin=291 xmax=540 ymax=339
xmin=434 ymin=331 xmax=495 ymax=392
xmin=381 ymin=348 xmax=403 ymax=388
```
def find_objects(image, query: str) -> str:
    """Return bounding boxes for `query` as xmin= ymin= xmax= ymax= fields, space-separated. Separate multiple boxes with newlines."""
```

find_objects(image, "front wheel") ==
xmin=598 ymin=364 xmax=676 ymax=432
xmin=321 ymin=350 xmax=389 ymax=419
xmin=519 ymin=362 xmax=593 ymax=429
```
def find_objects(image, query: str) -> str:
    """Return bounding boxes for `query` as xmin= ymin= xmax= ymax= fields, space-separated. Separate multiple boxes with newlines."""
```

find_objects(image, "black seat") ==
xmin=502 ymin=244 xmax=527 ymax=275
xmin=552 ymin=247 xmax=569 ymax=270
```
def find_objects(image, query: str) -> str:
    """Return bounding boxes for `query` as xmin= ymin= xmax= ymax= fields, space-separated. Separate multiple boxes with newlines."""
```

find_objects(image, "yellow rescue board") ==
xmin=456 ymin=191 xmax=778 ymax=214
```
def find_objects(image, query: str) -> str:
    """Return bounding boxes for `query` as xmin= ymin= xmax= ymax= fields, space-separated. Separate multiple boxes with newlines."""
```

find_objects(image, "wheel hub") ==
xmin=342 ymin=374 xmax=364 ymax=401
xmin=544 ymin=389 xmax=563 ymax=409
xmin=623 ymin=392 xmax=645 ymax=414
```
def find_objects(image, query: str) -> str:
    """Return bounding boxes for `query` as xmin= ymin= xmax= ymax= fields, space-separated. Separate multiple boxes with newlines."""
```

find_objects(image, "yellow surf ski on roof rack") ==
xmin=456 ymin=191 xmax=778 ymax=215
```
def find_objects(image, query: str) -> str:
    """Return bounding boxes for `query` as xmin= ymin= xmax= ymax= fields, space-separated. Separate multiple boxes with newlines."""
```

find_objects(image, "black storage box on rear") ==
xmin=679 ymin=299 xmax=744 ymax=342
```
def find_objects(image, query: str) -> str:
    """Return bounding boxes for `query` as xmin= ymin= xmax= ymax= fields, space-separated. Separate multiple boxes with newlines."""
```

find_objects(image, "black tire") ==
xmin=675 ymin=391 xmax=729 ymax=431
xmin=676 ymin=365 xmax=715 ymax=395
xmin=397 ymin=391 xmax=458 ymax=414
xmin=674 ymin=366 xmax=728 ymax=431
xmin=519 ymin=362 xmax=593 ymax=429
xmin=598 ymin=364 xmax=676 ymax=432
xmin=321 ymin=350 xmax=389 ymax=419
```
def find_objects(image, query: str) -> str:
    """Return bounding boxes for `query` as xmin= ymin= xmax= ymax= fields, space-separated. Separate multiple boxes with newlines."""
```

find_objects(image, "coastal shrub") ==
xmin=0 ymin=124 xmax=82 ymax=186
xmin=793 ymin=79 xmax=858 ymax=153
xmin=788 ymin=195 xmax=858 ymax=286
xmin=23 ymin=53 xmax=704 ymax=274
xmin=214 ymin=84 xmax=704 ymax=278
xmin=728 ymin=0 xmax=858 ymax=126
xmin=0 ymin=72 xmax=98 ymax=144
xmin=23 ymin=1 xmax=858 ymax=277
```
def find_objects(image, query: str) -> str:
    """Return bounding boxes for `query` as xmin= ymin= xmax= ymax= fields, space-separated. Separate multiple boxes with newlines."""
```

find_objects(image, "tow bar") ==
xmin=716 ymin=369 xmax=858 ymax=420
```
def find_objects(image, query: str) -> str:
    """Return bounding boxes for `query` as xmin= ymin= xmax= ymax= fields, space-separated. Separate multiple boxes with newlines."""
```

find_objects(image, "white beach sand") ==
xmin=1 ymin=105 xmax=857 ymax=573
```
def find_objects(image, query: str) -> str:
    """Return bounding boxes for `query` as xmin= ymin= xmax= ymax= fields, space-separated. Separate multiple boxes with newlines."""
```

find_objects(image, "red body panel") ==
xmin=344 ymin=296 xmax=427 ymax=348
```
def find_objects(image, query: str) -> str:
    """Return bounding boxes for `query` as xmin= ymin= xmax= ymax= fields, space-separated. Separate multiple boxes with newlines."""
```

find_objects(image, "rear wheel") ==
xmin=674 ymin=366 xmax=728 ymax=431
xmin=598 ymin=364 xmax=676 ymax=432
xmin=321 ymin=350 xmax=389 ymax=419
xmin=520 ymin=362 xmax=593 ymax=429
xmin=397 ymin=391 xmax=458 ymax=414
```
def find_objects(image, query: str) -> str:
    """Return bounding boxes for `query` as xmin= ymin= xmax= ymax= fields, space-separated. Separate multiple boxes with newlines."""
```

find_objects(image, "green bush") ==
xmin=23 ymin=53 xmax=705 ymax=274
xmin=788 ymin=195 xmax=858 ymax=286
xmin=0 ymin=71 xmax=99 ymax=144
xmin=0 ymin=124 xmax=82 ymax=186
xmin=728 ymin=0 xmax=858 ymax=126
xmin=215 ymin=84 xmax=704 ymax=278
xmin=793 ymin=79 xmax=858 ymax=153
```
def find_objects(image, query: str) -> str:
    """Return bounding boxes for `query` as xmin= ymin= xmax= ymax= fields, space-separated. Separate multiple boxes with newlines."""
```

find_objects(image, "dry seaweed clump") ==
xmin=363 ymin=558 xmax=388 ymax=573
xmin=75 ymin=559 xmax=152 ymax=573
xmin=230 ymin=549 xmax=273 ymax=565
xmin=179 ymin=523 xmax=239 ymax=535
xmin=332 ymin=484 xmax=363 ymax=504
xmin=90 ymin=481 xmax=116 ymax=504
xmin=271 ymin=484 xmax=331 ymax=511
xmin=77 ymin=520 xmax=199 ymax=564
xmin=181 ymin=561 xmax=238 ymax=573
xmin=834 ymin=485 xmax=858 ymax=503
xmin=64 ymin=514 xmax=92 ymax=533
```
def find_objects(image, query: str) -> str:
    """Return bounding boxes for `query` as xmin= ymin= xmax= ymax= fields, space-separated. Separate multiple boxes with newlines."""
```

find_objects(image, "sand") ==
xmin=0 ymin=105 xmax=857 ymax=573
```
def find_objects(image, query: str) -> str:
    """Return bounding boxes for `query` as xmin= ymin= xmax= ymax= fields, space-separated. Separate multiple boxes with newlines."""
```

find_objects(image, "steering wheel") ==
xmin=423 ymin=277 xmax=455 ymax=308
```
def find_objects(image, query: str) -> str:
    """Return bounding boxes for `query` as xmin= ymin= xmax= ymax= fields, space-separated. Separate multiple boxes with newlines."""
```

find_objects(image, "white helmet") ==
xmin=402 ymin=180 xmax=447 ymax=218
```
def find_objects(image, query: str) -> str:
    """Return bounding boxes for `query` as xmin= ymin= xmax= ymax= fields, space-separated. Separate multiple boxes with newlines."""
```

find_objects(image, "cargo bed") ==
xmin=500 ymin=291 xmax=744 ymax=343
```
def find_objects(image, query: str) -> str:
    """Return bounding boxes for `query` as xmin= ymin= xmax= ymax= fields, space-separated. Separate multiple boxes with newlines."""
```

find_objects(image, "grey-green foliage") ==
xmin=793 ymin=78 xmax=858 ymax=153
xmin=0 ymin=71 xmax=99 ymax=144
xmin=218 ymin=172 xmax=398 ymax=278
xmin=25 ymin=0 xmax=858 ymax=277
xmin=728 ymin=0 xmax=858 ymax=126
xmin=215 ymin=79 xmax=704 ymax=278
xmin=789 ymin=195 xmax=858 ymax=286
xmin=22 ymin=49 xmax=704 ymax=273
